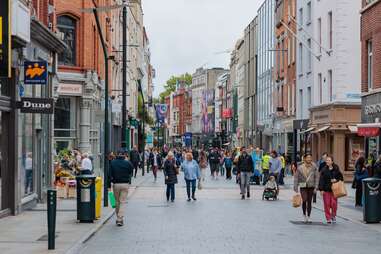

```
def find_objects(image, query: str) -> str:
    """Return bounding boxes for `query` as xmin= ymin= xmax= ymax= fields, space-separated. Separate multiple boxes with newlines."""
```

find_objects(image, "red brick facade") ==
xmin=361 ymin=0 xmax=381 ymax=92
xmin=55 ymin=0 xmax=112 ymax=90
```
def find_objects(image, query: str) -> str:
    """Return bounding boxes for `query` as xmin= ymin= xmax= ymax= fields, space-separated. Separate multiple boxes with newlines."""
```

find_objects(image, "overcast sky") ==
xmin=142 ymin=0 xmax=264 ymax=97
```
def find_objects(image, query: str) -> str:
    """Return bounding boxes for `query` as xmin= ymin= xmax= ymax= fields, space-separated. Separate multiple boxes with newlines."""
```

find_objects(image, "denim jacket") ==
xmin=182 ymin=160 xmax=201 ymax=180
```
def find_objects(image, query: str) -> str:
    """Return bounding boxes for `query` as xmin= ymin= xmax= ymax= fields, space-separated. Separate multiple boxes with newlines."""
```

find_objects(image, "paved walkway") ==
xmin=0 ymin=172 xmax=149 ymax=254
xmin=79 ymin=172 xmax=381 ymax=254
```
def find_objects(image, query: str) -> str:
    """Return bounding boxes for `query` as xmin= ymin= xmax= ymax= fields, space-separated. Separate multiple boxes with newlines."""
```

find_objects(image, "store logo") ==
xmin=365 ymin=103 xmax=381 ymax=116
xmin=16 ymin=97 xmax=54 ymax=114
xmin=24 ymin=61 xmax=48 ymax=85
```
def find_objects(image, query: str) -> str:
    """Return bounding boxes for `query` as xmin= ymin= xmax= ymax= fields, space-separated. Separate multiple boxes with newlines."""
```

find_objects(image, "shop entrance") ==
xmin=0 ymin=111 xmax=12 ymax=216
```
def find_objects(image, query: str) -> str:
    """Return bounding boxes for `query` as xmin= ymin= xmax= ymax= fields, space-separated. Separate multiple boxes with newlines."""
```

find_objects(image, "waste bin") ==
xmin=363 ymin=177 xmax=381 ymax=223
xmin=95 ymin=177 xmax=102 ymax=219
xmin=76 ymin=175 xmax=96 ymax=223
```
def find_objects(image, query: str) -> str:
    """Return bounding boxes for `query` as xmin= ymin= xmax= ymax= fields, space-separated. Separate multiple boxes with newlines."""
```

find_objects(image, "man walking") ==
xmin=208 ymin=147 xmax=221 ymax=179
xmin=109 ymin=149 xmax=134 ymax=226
xmin=262 ymin=152 xmax=271 ymax=185
xmin=269 ymin=151 xmax=282 ymax=183
xmin=130 ymin=146 xmax=141 ymax=178
xmin=237 ymin=147 xmax=254 ymax=200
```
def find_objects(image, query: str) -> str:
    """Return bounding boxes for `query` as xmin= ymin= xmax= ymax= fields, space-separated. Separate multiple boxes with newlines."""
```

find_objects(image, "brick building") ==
xmin=274 ymin=0 xmax=297 ymax=156
xmin=167 ymin=87 xmax=187 ymax=147
xmin=54 ymin=0 xmax=113 ymax=173
xmin=359 ymin=0 xmax=381 ymax=156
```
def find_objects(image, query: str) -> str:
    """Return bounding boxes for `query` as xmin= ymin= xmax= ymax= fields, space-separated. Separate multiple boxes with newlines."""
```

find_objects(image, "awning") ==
xmin=348 ymin=125 xmax=358 ymax=133
xmin=313 ymin=126 xmax=330 ymax=133
xmin=357 ymin=123 xmax=381 ymax=137
xmin=299 ymin=127 xmax=314 ymax=134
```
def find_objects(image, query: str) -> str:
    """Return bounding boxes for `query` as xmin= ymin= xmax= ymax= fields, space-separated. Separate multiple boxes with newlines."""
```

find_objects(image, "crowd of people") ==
xmin=106 ymin=144 xmax=381 ymax=226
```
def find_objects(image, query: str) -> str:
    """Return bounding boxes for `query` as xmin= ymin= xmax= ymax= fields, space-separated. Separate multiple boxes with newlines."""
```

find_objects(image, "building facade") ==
xmin=257 ymin=0 xmax=275 ymax=151
xmin=359 ymin=0 xmax=381 ymax=157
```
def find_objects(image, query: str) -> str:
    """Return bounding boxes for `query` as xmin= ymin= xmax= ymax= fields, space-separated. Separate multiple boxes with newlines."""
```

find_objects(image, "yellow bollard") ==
xmin=95 ymin=177 xmax=102 ymax=219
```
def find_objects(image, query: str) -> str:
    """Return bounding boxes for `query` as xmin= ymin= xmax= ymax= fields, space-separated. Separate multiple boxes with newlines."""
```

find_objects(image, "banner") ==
xmin=155 ymin=104 xmax=168 ymax=124
xmin=201 ymin=89 xmax=215 ymax=134
xmin=24 ymin=61 xmax=48 ymax=85
xmin=0 ymin=0 xmax=11 ymax=77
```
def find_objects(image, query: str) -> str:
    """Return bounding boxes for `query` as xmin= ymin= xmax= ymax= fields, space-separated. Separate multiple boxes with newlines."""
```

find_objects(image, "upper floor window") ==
xmin=307 ymin=2 xmax=312 ymax=24
xmin=328 ymin=11 xmax=333 ymax=49
xmin=368 ymin=40 xmax=373 ymax=90
xmin=57 ymin=15 xmax=77 ymax=66
xmin=299 ymin=8 xmax=303 ymax=28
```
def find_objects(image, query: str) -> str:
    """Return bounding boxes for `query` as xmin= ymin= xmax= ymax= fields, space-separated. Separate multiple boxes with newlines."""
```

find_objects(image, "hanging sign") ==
xmin=16 ymin=97 xmax=54 ymax=114
xmin=0 ymin=0 xmax=11 ymax=77
xmin=24 ymin=61 xmax=48 ymax=85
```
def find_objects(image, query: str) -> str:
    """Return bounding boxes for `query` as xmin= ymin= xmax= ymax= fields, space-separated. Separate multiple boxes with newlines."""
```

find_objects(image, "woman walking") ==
xmin=199 ymin=150 xmax=208 ymax=186
xmin=354 ymin=156 xmax=369 ymax=207
xmin=149 ymin=148 xmax=162 ymax=182
xmin=294 ymin=154 xmax=319 ymax=223
xmin=181 ymin=152 xmax=201 ymax=201
xmin=319 ymin=156 xmax=343 ymax=223
xmin=224 ymin=151 xmax=233 ymax=180
xmin=164 ymin=152 xmax=178 ymax=202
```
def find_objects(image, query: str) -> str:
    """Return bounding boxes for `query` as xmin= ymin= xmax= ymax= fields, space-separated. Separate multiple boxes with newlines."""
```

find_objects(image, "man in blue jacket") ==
xmin=109 ymin=149 xmax=134 ymax=226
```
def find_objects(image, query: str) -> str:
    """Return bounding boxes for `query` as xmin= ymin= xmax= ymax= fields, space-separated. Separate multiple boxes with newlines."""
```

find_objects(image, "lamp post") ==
xmin=137 ymin=80 xmax=145 ymax=175
xmin=121 ymin=5 xmax=128 ymax=150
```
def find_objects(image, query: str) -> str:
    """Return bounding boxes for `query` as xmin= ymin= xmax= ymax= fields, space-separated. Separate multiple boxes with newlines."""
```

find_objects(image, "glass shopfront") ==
xmin=54 ymin=97 xmax=77 ymax=153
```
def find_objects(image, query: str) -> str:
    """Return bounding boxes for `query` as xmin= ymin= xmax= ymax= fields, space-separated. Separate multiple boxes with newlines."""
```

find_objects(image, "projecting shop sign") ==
xmin=16 ymin=97 xmax=54 ymax=114
xmin=24 ymin=61 xmax=48 ymax=85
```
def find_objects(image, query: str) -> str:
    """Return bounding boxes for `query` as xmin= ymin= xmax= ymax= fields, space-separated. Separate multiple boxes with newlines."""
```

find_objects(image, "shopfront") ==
xmin=358 ymin=92 xmax=381 ymax=158
xmin=309 ymin=103 xmax=362 ymax=180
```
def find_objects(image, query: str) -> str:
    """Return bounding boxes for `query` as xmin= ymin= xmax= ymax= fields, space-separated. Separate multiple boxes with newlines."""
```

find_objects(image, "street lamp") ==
xmin=137 ymin=80 xmax=146 ymax=175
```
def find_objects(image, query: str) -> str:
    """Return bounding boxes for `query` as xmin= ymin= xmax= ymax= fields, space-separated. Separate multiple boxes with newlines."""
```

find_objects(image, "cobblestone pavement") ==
xmin=80 ymin=172 xmax=381 ymax=254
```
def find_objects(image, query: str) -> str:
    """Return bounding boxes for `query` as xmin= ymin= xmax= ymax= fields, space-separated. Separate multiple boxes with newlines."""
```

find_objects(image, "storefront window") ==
xmin=0 ymin=111 xmax=2 ymax=209
xmin=54 ymin=97 xmax=77 ymax=153
xmin=347 ymin=136 xmax=364 ymax=171
xmin=57 ymin=16 xmax=77 ymax=66
xmin=21 ymin=113 xmax=34 ymax=196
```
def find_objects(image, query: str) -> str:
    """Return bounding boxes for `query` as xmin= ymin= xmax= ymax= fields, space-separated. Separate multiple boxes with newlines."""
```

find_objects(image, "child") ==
xmin=265 ymin=175 xmax=278 ymax=192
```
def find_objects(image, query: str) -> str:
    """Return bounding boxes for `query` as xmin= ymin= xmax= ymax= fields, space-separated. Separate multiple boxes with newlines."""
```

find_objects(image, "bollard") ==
xmin=47 ymin=189 xmax=57 ymax=250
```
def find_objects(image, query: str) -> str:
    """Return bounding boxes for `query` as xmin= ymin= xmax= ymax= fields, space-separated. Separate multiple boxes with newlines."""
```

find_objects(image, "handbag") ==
xmin=292 ymin=193 xmax=302 ymax=208
xmin=332 ymin=181 xmax=347 ymax=198
xmin=108 ymin=191 xmax=116 ymax=208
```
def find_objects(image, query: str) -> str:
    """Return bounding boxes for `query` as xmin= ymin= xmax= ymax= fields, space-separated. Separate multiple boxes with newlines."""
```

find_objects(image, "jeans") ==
xmin=240 ymin=172 xmax=252 ymax=195
xmin=323 ymin=191 xmax=338 ymax=221
xmin=355 ymin=181 xmax=363 ymax=206
xmin=113 ymin=183 xmax=129 ymax=222
xmin=226 ymin=167 xmax=232 ymax=179
xmin=25 ymin=169 xmax=33 ymax=194
xmin=166 ymin=184 xmax=175 ymax=201
xmin=300 ymin=187 xmax=314 ymax=217
xmin=278 ymin=168 xmax=285 ymax=185
xmin=185 ymin=179 xmax=197 ymax=199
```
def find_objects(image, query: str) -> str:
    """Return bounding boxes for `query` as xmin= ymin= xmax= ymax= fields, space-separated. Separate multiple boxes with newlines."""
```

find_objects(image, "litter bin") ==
xmin=76 ymin=175 xmax=96 ymax=223
xmin=363 ymin=177 xmax=381 ymax=223
xmin=95 ymin=177 xmax=102 ymax=219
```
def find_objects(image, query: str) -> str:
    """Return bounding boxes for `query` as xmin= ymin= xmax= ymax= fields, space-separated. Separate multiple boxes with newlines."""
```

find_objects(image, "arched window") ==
xmin=57 ymin=15 xmax=77 ymax=66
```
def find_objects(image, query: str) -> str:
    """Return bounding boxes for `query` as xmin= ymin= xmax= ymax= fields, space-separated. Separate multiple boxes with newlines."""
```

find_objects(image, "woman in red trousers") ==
xmin=318 ymin=156 xmax=343 ymax=224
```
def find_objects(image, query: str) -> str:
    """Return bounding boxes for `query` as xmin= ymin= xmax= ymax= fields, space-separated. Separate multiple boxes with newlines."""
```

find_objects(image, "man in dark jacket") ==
xmin=109 ymin=149 xmax=134 ymax=226
xmin=130 ymin=146 xmax=141 ymax=178
xmin=208 ymin=147 xmax=221 ymax=179
xmin=149 ymin=148 xmax=162 ymax=181
xmin=237 ymin=147 xmax=254 ymax=199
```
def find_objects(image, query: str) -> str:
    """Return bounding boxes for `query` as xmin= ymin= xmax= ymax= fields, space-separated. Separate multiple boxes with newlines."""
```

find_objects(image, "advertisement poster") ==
xmin=201 ymin=89 xmax=215 ymax=134
xmin=155 ymin=104 xmax=168 ymax=124
xmin=24 ymin=61 xmax=48 ymax=85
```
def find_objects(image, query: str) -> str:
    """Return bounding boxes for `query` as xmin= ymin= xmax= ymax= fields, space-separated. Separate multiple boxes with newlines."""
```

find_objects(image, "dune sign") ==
xmin=24 ymin=61 xmax=48 ymax=85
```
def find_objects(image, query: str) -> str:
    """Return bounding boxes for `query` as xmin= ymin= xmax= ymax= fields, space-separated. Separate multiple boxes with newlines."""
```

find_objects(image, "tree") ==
xmin=158 ymin=73 xmax=192 ymax=103
xmin=138 ymin=94 xmax=154 ymax=126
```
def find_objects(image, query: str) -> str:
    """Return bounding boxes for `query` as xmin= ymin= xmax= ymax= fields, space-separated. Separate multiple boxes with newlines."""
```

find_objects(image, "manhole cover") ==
xmin=37 ymin=233 xmax=59 ymax=241
xmin=289 ymin=220 xmax=328 ymax=226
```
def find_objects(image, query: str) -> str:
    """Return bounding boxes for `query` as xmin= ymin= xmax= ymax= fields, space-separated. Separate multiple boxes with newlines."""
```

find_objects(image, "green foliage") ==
xmin=138 ymin=94 xmax=154 ymax=125
xmin=158 ymin=73 xmax=192 ymax=103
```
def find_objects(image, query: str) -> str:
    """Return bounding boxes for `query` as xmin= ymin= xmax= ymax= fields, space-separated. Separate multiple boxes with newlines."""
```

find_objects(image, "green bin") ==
xmin=363 ymin=177 xmax=381 ymax=223
xmin=76 ymin=175 xmax=96 ymax=223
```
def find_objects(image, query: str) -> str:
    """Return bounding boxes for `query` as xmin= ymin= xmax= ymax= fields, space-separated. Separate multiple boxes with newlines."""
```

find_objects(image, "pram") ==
xmin=262 ymin=175 xmax=278 ymax=200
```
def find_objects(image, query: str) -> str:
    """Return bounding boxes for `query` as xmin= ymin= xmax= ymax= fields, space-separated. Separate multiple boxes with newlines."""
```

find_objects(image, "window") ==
xmin=307 ymin=87 xmax=311 ymax=108
xmin=298 ymin=43 xmax=303 ymax=74
xmin=57 ymin=16 xmax=77 ymax=66
xmin=307 ymin=39 xmax=312 ymax=72
xmin=318 ymin=73 xmax=322 ymax=103
xmin=368 ymin=40 xmax=373 ymax=90
xmin=287 ymin=85 xmax=291 ymax=115
xmin=288 ymin=37 xmax=291 ymax=65
xmin=307 ymin=2 xmax=312 ymax=24
xmin=299 ymin=89 xmax=303 ymax=114
xmin=318 ymin=18 xmax=322 ymax=53
xmin=328 ymin=11 xmax=333 ymax=49
xmin=299 ymin=8 xmax=303 ymax=28
xmin=328 ymin=70 xmax=333 ymax=101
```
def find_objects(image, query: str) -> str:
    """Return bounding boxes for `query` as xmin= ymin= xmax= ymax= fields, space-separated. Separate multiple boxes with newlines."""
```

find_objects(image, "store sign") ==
xmin=0 ymin=0 xmax=11 ymax=77
xmin=24 ymin=61 xmax=48 ymax=85
xmin=16 ymin=97 xmax=54 ymax=114
xmin=365 ymin=103 xmax=381 ymax=116
xmin=358 ymin=127 xmax=380 ymax=137
xmin=222 ymin=108 xmax=233 ymax=119
xmin=57 ymin=83 xmax=83 ymax=96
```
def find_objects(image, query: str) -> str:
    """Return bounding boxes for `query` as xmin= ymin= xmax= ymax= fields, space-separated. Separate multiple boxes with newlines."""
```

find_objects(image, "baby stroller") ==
xmin=262 ymin=175 xmax=278 ymax=200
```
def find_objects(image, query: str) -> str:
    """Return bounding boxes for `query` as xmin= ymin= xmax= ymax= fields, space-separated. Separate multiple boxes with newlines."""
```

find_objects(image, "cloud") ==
xmin=142 ymin=0 xmax=264 ymax=96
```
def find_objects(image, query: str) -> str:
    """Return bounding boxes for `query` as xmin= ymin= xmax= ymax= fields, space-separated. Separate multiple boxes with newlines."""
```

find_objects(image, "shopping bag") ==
xmin=108 ymin=191 xmax=116 ymax=208
xmin=332 ymin=181 xmax=347 ymax=198
xmin=292 ymin=194 xmax=302 ymax=208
